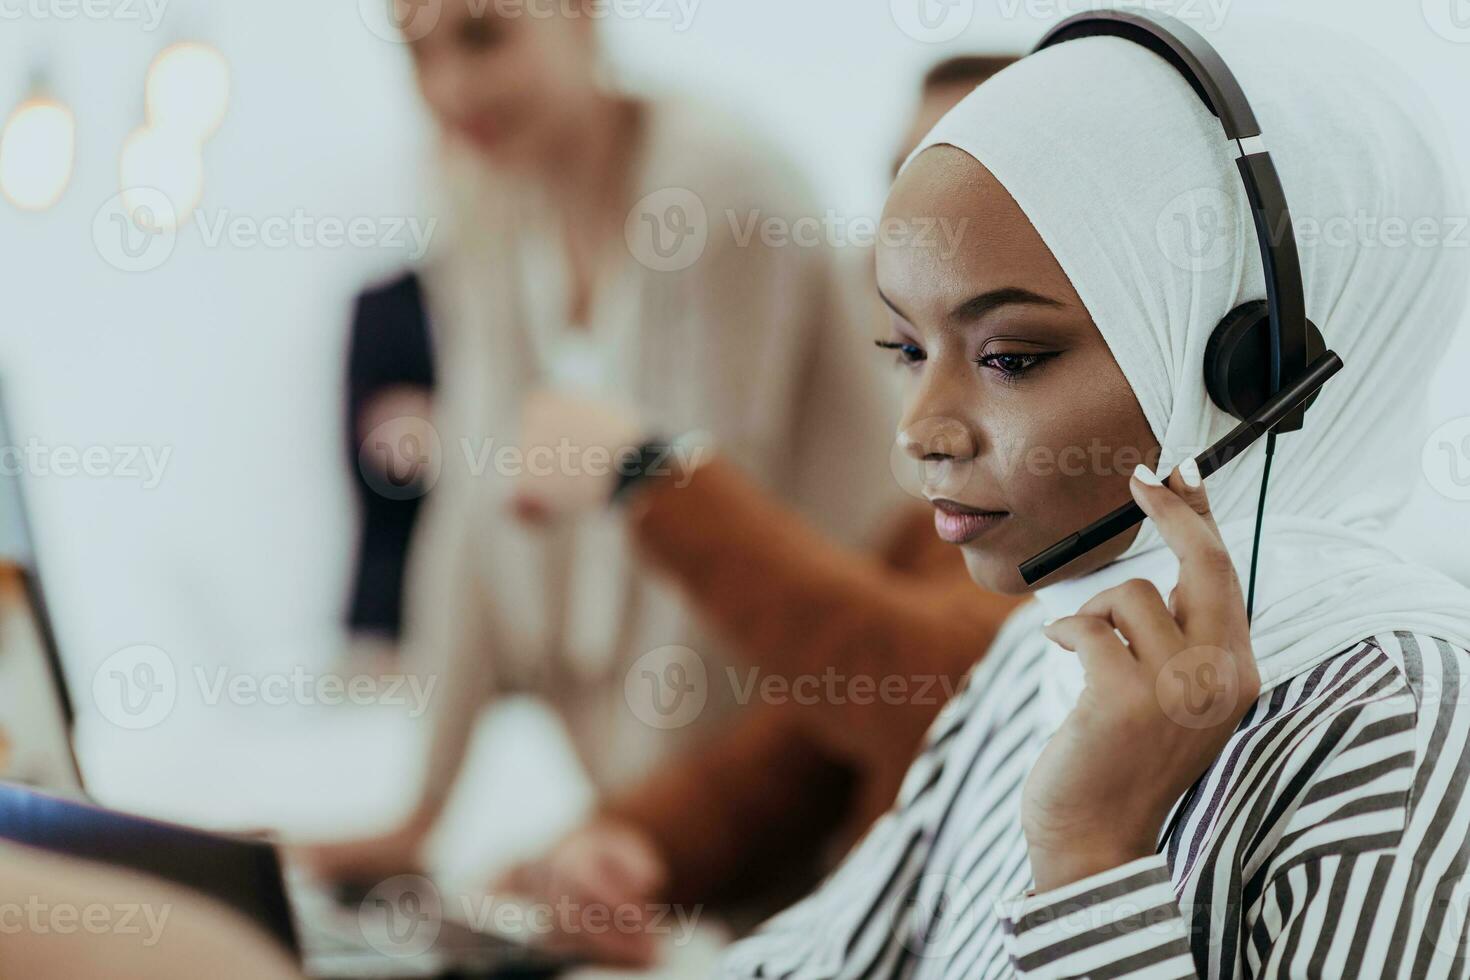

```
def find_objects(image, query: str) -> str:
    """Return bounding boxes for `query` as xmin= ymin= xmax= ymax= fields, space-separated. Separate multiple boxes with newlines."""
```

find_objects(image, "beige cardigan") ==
xmin=399 ymin=99 xmax=908 ymax=809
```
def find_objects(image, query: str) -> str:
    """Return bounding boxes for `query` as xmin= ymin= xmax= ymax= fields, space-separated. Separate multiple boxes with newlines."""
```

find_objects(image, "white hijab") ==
xmin=908 ymin=17 xmax=1470 ymax=703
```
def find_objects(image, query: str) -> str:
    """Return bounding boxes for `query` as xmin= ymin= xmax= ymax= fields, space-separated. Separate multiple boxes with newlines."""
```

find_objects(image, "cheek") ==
xmin=989 ymin=377 xmax=1157 ymax=533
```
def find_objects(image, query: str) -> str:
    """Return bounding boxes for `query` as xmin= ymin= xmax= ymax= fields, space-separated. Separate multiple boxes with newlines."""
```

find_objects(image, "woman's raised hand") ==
xmin=510 ymin=388 xmax=644 ymax=524
xmin=1022 ymin=461 xmax=1261 ymax=893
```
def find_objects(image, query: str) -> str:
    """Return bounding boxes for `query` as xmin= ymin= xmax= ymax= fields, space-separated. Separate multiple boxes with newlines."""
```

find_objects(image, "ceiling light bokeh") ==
xmin=146 ymin=42 xmax=231 ymax=141
xmin=119 ymin=126 xmax=205 ymax=230
xmin=0 ymin=97 xmax=76 ymax=212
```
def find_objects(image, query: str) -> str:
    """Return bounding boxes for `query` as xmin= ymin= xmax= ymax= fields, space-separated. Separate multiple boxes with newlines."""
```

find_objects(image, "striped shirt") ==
xmin=719 ymin=604 xmax=1470 ymax=979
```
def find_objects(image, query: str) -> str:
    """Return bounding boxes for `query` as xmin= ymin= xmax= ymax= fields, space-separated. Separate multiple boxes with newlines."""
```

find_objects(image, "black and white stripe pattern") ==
xmin=719 ymin=609 xmax=1470 ymax=979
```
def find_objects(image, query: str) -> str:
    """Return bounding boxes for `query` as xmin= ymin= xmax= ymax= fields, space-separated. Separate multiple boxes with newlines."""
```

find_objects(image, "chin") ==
xmin=960 ymin=546 xmax=1032 ymax=596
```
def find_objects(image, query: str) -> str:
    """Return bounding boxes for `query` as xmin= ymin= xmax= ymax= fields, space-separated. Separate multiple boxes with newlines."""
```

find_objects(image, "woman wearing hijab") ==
xmin=719 ymin=17 xmax=1470 ymax=980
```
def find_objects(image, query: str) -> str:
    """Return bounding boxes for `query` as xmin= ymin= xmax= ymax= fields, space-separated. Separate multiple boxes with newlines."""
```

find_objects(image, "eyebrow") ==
xmin=877 ymin=286 xmax=1066 ymax=325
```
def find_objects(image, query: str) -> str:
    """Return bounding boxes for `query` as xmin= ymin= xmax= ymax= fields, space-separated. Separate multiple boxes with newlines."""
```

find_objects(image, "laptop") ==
xmin=0 ymin=387 xmax=567 ymax=979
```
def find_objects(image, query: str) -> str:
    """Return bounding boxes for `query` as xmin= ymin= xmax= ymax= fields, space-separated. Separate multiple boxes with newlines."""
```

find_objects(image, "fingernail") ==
xmin=1133 ymin=463 xmax=1164 ymax=487
xmin=1042 ymin=618 xmax=1056 ymax=628
xmin=1180 ymin=458 xmax=1202 ymax=488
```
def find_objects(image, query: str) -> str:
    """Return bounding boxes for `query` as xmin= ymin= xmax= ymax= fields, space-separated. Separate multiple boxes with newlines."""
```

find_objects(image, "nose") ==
xmin=898 ymin=414 xmax=977 ymax=464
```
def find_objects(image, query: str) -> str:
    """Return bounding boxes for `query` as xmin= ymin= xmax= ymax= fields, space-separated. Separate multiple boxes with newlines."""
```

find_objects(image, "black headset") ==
xmin=1016 ymin=10 xmax=1346 ymax=614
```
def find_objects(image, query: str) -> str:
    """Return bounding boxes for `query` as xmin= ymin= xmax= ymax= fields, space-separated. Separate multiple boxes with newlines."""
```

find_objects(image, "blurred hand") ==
xmin=492 ymin=817 xmax=670 ymax=968
xmin=357 ymin=386 xmax=438 ymax=496
xmin=510 ymin=388 xmax=643 ymax=525
xmin=292 ymin=820 xmax=427 ymax=887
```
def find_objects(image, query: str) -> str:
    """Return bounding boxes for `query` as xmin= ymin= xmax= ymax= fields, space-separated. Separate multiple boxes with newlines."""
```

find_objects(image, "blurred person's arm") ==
xmin=493 ymin=706 xmax=852 ymax=967
xmin=627 ymin=457 xmax=1022 ymax=768
xmin=0 ymin=844 xmax=303 ymax=980
xmin=596 ymin=704 xmax=855 ymax=909
xmin=344 ymin=272 xmax=436 ymax=644
xmin=501 ymin=462 xmax=1021 ymax=956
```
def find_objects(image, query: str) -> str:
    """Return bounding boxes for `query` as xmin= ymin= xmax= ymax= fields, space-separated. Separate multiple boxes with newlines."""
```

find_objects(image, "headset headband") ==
xmin=1034 ymin=10 xmax=1310 ymax=429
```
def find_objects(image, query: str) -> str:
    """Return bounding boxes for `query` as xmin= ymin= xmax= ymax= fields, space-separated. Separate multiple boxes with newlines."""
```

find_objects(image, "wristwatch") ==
xmin=609 ymin=430 xmax=713 ymax=504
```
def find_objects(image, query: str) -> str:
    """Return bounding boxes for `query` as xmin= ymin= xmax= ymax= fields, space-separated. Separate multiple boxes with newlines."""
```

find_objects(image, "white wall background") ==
xmin=0 ymin=0 xmax=1466 ymax=834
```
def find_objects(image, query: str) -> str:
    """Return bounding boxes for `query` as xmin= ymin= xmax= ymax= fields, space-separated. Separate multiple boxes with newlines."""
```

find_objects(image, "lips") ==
xmin=930 ymin=498 xmax=1009 ymax=545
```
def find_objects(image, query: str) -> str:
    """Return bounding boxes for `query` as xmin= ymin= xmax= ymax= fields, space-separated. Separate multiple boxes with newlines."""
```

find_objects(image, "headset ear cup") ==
xmin=1205 ymin=301 xmax=1326 ymax=421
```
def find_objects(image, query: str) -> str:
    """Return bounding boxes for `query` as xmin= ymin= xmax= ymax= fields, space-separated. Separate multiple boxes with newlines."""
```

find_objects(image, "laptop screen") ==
xmin=0 ymin=780 xmax=302 ymax=957
xmin=0 ymin=388 xmax=85 ymax=794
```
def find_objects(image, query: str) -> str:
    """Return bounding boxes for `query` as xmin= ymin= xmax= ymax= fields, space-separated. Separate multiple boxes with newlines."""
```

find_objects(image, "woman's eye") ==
xmin=976 ymin=351 xmax=1054 ymax=380
xmin=874 ymin=340 xmax=926 ymax=366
